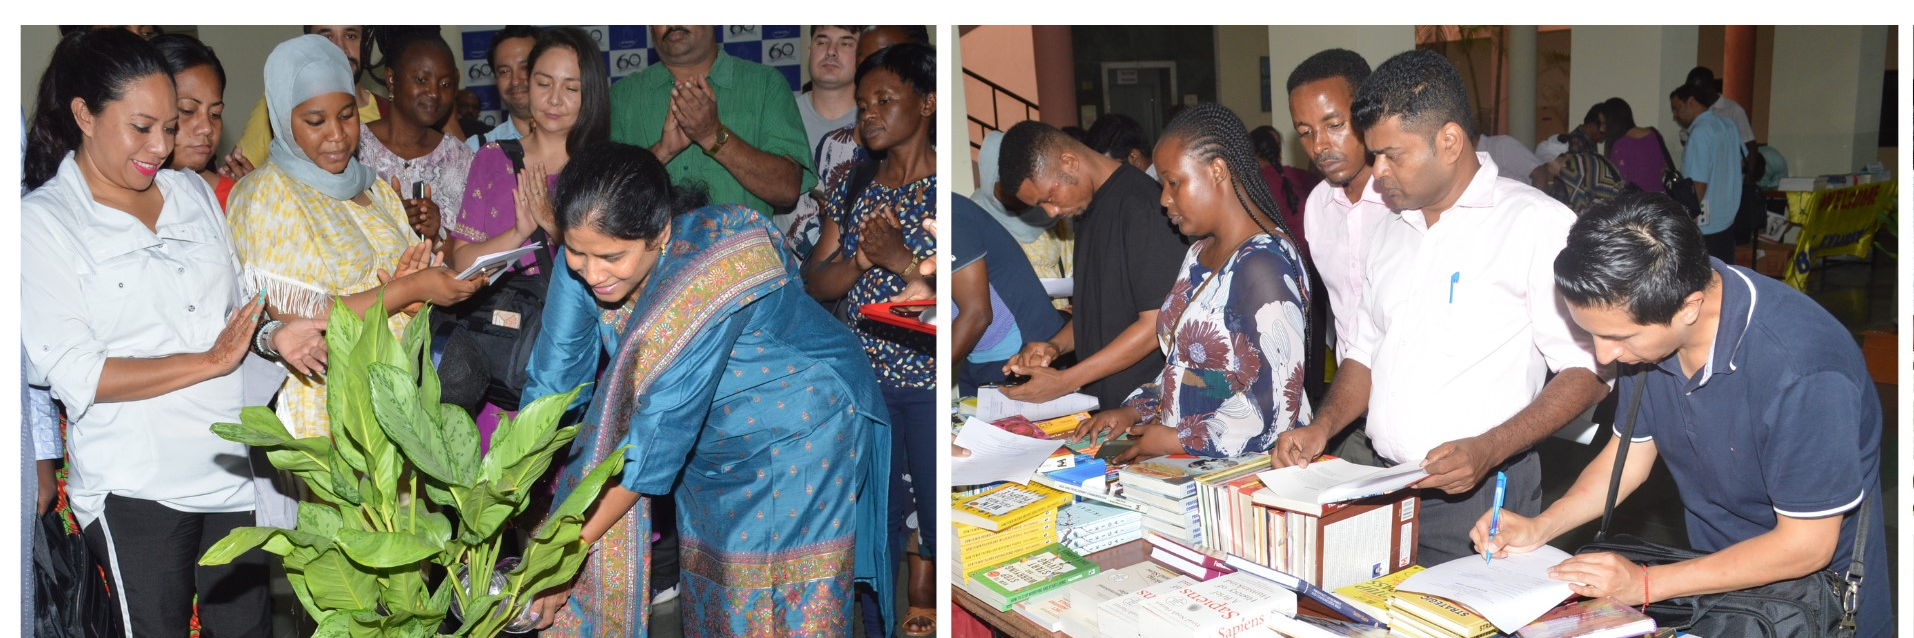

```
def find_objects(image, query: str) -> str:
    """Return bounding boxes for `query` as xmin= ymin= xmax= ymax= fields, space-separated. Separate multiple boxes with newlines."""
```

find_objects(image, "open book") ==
xmin=1255 ymin=458 xmax=1430 ymax=514
xmin=457 ymin=243 xmax=543 ymax=284
xmin=1395 ymin=546 xmax=1579 ymax=633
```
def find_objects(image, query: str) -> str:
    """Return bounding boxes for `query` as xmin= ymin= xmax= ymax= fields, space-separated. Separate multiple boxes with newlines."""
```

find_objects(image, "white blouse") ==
xmin=22 ymin=154 xmax=255 ymax=527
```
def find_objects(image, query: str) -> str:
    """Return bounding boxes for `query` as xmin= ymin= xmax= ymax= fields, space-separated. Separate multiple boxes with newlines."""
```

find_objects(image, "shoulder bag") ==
xmin=429 ymin=139 xmax=553 ymax=412
xmin=1576 ymin=372 xmax=1865 ymax=638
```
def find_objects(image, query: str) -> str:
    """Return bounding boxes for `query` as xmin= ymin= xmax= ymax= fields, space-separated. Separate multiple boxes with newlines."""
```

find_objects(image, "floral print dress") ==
xmin=1123 ymin=233 xmax=1312 ymax=457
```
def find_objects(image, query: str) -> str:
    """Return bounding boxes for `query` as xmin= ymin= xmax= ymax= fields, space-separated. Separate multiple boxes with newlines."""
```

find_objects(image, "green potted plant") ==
xmin=198 ymin=299 xmax=621 ymax=637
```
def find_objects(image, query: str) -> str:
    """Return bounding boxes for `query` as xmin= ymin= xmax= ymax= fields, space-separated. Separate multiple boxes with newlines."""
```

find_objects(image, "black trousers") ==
xmin=81 ymin=495 xmax=270 ymax=638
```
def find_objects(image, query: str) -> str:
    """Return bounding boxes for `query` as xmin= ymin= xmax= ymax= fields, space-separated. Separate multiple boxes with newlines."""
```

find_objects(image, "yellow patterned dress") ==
xmin=226 ymin=162 xmax=416 ymax=438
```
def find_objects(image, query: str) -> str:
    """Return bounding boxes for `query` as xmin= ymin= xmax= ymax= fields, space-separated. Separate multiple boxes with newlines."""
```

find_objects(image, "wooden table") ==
xmin=951 ymin=540 xmax=1152 ymax=638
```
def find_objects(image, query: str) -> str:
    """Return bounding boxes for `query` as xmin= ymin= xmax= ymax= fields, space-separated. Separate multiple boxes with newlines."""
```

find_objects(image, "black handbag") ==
xmin=429 ymin=139 xmax=552 ymax=412
xmin=1576 ymin=373 xmax=1865 ymax=638
xmin=33 ymin=509 xmax=122 ymax=638
xmin=1650 ymin=128 xmax=1705 ymax=219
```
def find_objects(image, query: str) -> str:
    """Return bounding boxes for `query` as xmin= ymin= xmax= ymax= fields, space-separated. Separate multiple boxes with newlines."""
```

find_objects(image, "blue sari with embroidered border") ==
xmin=523 ymin=204 xmax=893 ymax=637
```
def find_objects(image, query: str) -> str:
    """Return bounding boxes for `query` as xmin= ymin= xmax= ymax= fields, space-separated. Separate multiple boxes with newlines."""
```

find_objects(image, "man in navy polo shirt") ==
xmin=1471 ymin=192 xmax=1889 ymax=636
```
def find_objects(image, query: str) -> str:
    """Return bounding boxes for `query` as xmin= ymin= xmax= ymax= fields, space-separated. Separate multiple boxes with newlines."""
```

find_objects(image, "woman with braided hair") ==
xmin=1076 ymin=103 xmax=1316 ymax=464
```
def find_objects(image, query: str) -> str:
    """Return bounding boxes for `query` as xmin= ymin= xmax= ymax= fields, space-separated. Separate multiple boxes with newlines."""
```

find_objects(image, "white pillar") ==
xmin=1767 ymin=26 xmax=1889 ymax=176
xmin=1570 ymin=26 xmax=1698 ymax=164
xmin=949 ymin=29 xmax=976 ymax=196
xmin=1508 ymin=26 xmax=1537 ymax=146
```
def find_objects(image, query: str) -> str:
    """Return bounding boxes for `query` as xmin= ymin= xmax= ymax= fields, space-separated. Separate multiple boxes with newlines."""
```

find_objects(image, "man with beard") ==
xmin=1271 ymin=50 xmax=1607 ymax=566
xmin=466 ymin=25 xmax=540 ymax=150
xmin=610 ymin=25 xmax=812 ymax=217
xmin=1287 ymin=49 xmax=1389 ymax=376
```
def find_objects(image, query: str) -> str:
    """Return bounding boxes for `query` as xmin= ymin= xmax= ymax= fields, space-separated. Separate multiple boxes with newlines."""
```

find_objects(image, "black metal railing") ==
xmin=964 ymin=68 xmax=1040 ymax=151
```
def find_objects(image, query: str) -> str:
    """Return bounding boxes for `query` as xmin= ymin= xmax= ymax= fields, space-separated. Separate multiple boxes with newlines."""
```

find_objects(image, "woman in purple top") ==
xmin=1601 ymin=97 xmax=1667 ymax=194
xmin=447 ymin=27 xmax=610 ymax=446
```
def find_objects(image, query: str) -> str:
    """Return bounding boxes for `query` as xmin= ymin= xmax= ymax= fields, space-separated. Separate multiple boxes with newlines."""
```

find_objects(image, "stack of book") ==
xmin=1244 ymin=459 xmax=1423 ymax=590
xmin=1009 ymin=561 xmax=1181 ymax=634
xmin=1097 ymin=574 xmax=1200 ymax=638
xmin=962 ymin=542 xmax=1100 ymax=611
xmin=1134 ymin=571 xmax=1298 ymax=636
xmin=1118 ymin=454 xmax=1263 ymax=546
xmin=1056 ymin=500 xmax=1143 ymax=556
xmin=950 ymin=482 xmax=1071 ymax=582
xmin=1143 ymin=531 xmax=1234 ymax=580
xmin=1387 ymin=592 xmax=1499 ymax=638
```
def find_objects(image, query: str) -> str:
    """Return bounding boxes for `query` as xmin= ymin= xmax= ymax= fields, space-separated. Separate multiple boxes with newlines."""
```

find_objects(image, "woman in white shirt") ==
xmin=21 ymin=28 xmax=323 ymax=637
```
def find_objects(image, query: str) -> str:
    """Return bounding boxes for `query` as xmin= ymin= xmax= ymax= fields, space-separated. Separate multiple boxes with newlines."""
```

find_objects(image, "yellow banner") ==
xmin=1781 ymin=181 xmax=1894 ymax=290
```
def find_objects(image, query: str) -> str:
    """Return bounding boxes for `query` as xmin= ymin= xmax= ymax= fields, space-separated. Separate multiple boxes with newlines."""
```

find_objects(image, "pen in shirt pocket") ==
xmin=1448 ymin=271 xmax=1460 ymax=304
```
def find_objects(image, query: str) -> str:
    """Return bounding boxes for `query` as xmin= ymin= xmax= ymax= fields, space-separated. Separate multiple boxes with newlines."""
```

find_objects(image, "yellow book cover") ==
xmin=955 ymin=509 xmax=1059 ymax=543
xmin=1389 ymin=592 xmax=1497 ymax=638
xmin=951 ymin=482 xmax=1071 ymax=532
xmin=958 ymin=528 xmax=1061 ymax=568
xmin=1330 ymin=565 xmax=1425 ymax=618
xmin=1034 ymin=412 xmax=1091 ymax=438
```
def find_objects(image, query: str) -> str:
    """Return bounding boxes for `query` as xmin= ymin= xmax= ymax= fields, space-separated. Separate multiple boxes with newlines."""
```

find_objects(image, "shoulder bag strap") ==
xmin=1596 ymin=371 xmax=1650 ymax=542
xmin=1649 ymin=127 xmax=1682 ymax=180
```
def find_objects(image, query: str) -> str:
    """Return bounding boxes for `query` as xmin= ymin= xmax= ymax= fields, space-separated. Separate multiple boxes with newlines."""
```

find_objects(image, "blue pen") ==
xmin=1449 ymin=272 xmax=1461 ymax=304
xmin=1485 ymin=470 xmax=1506 ymax=564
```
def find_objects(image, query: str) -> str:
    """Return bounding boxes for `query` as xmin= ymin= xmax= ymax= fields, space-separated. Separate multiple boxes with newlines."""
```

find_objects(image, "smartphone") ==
xmin=1093 ymin=439 xmax=1135 ymax=463
xmin=889 ymin=303 xmax=930 ymax=317
xmin=1000 ymin=371 xmax=1032 ymax=387
xmin=411 ymin=181 xmax=427 ymax=200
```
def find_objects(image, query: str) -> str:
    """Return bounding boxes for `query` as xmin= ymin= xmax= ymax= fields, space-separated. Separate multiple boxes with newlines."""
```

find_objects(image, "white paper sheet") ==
xmin=1040 ymin=278 xmax=1073 ymax=298
xmin=457 ymin=243 xmax=543 ymax=284
xmin=950 ymin=416 xmax=1065 ymax=486
xmin=977 ymin=386 xmax=1099 ymax=422
xmin=1256 ymin=458 xmax=1430 ymax=505
xmin=1396 ymin=546 xmax=1579 ymax=633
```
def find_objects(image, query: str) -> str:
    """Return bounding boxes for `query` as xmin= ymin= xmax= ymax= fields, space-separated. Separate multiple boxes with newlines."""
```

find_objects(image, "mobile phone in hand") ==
xmin=889 ymin=303 xmax=929 ymax=317
xmin=411 ymin=181 xmax=427 ymax=200
xmin=1000 ymin=371 xmax=1032 ymax=386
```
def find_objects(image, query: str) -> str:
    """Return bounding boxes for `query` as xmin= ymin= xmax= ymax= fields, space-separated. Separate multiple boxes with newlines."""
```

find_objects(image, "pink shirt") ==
xmin=1300 ymin=177 xmax=1392 ymax=362
xmin=1346 ymin=153 xmax=1602 ymax=464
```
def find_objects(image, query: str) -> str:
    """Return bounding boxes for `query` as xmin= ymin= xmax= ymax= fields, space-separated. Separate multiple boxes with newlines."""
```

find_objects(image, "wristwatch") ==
xmin=704 ymin=123 xmax=733 ymax=156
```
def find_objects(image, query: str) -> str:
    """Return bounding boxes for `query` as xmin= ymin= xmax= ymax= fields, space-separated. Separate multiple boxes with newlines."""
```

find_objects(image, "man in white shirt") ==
xmin=1271 ymin=50 xmax=1609 ymax=565
xmin=1286 ymin=49 xmax=1390 ymax=374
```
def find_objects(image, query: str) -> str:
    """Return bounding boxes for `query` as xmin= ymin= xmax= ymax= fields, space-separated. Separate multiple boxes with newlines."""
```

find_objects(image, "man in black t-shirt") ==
xmin=995 ymin=120 xmax=1189 ymax=409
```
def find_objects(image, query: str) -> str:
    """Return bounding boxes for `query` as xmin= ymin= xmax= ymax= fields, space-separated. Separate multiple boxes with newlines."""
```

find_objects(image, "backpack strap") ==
xmin=497 ymin=138 xmax=527 ymax=175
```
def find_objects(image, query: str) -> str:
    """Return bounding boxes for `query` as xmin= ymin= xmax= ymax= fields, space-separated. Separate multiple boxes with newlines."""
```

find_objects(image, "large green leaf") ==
xmin=199 ymin=527 xmax=284 ymax=566
xmin=438 ymin=404 xmax=483 ymax=488
xmin=335 ymin=528 xmax=441 ymax=568
xmin=452 ymin=483 xmax=518 ymax=545
xmin=310 ymin=609 xmax=351 ymax=638
xmin=414 ymin=510 xmax=453 ymax=544
xmin=329 ymin=456 xmax=363 ymax=506
xmin=460 ymin=594 xmax=504 ymax=637
xmin=422 ymin=481 xmax=457 ymax=509
xmin=262 ymin=436 xmax=333 ymax=473
xmin=488 ymin=422 xmax=579 ymax=502
xmin=417 ymin=308 xmax=443 ymax=422
xmin=301 ymin=547 xmax=382 ymax=611
xmin=515 ymin=520 xmax=588 ymax=600
xmin=210 ymin=406 xmax=295 ymax=446
xmin=548 ymin=450 xmax=629 ymax=524
xmin=325 ymin=298 xmax=363 ymax=368
xmin=327 ymin=358 xmax=372 ymax=476
xmin=481 ymin=386 xmax=582 ymax=484
xmin=299 ymin=502 xmax=345 ymax=539
xmin=368 ymin=363 xmax=468 ymax=486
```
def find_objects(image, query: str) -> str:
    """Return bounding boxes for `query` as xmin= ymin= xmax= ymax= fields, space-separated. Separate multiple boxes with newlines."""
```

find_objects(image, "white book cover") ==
xmin=1012 ymin=586 xmax=1074 ymax=631
xmin=978 ymin=385 xmax=1100 ymax=421
xmin=1097 ymin=575 xmax=1198 ymax=638
xmin=1068 ymin=562 xmax=1182 ymax=617
xmin=1135 ymin=572 xmax=1299 ymax=637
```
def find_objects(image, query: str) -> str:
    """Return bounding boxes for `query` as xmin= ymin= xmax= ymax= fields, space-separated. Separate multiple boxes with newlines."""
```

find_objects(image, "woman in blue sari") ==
xmin=522 ymin=141 xmax=892 ymax=637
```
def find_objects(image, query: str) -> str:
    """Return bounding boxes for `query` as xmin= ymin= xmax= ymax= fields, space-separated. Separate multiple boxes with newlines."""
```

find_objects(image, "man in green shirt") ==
xmin=611 ymin=25 xmax=815 ymax=217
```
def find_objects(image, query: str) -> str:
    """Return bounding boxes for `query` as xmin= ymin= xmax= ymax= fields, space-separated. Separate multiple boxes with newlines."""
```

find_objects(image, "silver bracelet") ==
xmin=254 ymin=320 xmax=286 ymax=359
